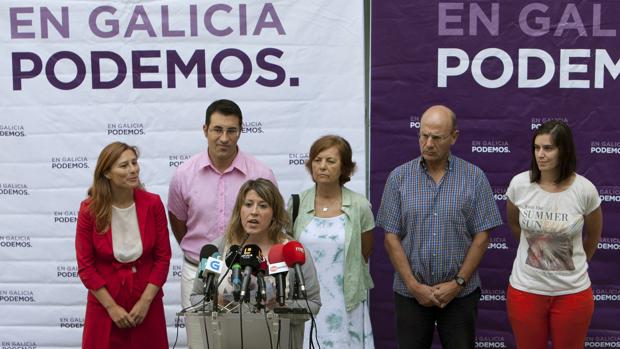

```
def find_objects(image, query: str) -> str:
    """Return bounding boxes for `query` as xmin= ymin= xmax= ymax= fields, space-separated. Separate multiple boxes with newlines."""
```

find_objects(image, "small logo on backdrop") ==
xmin=0 ymin=183 xmax=30 ymax=196
xmin=0 ymin=124 xmax=26 ymax=137
xmin=58 ymin=317 xmax=84 ymax=329
xmin=488 ymin=236 xmax=509 ymax=250
xmin=0 ymin=235 xmax=32 ymax=248
xmin=409 ymin=115 xmax=421 ymax=130
xmin=598 ymin=237 xmax=620 ymax=251
xmin=168 ymin=154 xmax=190 ymax=168
xmin=175 ymin=317 xmax=186 ymax=328
xmin=0 ymin=289 xmax=36 ymax=303
xmin=599 ymin=186 xmax=620 ymax=203
xmin=51 ymin=156 xmax=89 ymax=169
xmin=242 ymin=121 xmax=264 ymax=134
xmin=56 ymin=265 xmax=79 ymax=279
xmin=590 ymin=141 xmax=620 ymax=155
xmin=107 ymin=122 xmax=145 ymax=136
xmin=492 ymin=187 xmax=507 ymax=201
xmin=530 ymin=117 xmax=568 ymax=130
xmin=1 ymin=341 xmax=37 ymax=349
xmin=471 ymin=140 xmax=510 ymax=154
xmin=288 ymin=153 xmax=309 ymax=166
xmin=585 ymin=336 xmax=620 ymax=347
xmin=54 ymin=210 xmax=78 ymax=224
xmin=475 ymin=336 xmax=507 ymax=348
xmin=479 ymin=289 xmax=506 ymax=303
xmin=172 ymin=264 xmax=182 ymax=279
xmin=593 ymin=288 xmax=620 ymax=302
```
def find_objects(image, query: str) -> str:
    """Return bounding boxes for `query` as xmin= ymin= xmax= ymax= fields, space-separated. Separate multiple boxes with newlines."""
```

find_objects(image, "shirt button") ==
xmin=433 ymin=213 xmax=438 ymax=216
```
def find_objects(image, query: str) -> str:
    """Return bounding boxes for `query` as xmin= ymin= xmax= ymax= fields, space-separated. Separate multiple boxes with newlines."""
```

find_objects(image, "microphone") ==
xmin=238 ymin=244 xmax=262 ymax=302
xmin=282 ymin=241 xmax=307 ymax=299
xmin=254 ymin=258 xmax=268 ymax=305
xmin=225 ymin=245 xmax=242 ymax=301
xmin=225 ymin=244 xmax=241 ymax=266
xmin=268 ymin=244 xmax=289 ymax=306
xmin=197 ymin=244 xmax=219 ymax=279
xmin=256 ymin=256 xmax=267 ymax=304
xmin=202 ymin=252 xmax=222 ymax=302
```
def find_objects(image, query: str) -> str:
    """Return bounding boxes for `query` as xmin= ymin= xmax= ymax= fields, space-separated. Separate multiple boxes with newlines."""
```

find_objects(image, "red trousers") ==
xmin=506 ymin=284 xmax=594 ymax=349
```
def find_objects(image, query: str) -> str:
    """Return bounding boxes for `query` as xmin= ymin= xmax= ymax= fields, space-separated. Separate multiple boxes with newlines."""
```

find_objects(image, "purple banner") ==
xmin=371 ymin=1 xmax=620 ymax=348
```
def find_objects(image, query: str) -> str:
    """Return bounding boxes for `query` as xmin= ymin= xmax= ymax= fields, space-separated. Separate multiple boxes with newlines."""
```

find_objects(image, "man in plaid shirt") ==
xmin=377 ymin=105 xmax=502 ymax=349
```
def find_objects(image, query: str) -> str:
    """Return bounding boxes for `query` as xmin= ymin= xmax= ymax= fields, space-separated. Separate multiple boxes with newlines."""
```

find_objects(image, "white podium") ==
xmin=181 ymin=306 xmax=311 ymax=349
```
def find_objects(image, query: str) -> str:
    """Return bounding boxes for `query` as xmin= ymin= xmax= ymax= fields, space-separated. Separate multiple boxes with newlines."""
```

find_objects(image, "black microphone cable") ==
xmin=171 ymin=315 xmax=182 ymax=349
xmin=200 ymin=290 xmax=211 ymax=349
xmin=276 ymin=318 xmax=282 ymax=349
xmin=202 ymin=309 xmax=211 ymax=349
xmin=263 ymin=306 xmax=274 ymax=349
xmin=172 ymin=296 xmax=210 ymax=349
xmin=304 ymin=298 xmax=321 ymax=349
xmin=288 ymin=266 xmax=319 ymax=349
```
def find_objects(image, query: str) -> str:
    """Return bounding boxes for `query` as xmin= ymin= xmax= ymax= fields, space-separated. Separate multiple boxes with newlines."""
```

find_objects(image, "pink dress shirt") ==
xmin=167 ymin=149 xmax=277 ymax=260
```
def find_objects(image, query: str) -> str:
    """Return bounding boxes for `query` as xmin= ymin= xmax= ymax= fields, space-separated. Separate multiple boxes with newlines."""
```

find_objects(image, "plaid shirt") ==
xmin=377 ymin=154 xmax=502 ymax=298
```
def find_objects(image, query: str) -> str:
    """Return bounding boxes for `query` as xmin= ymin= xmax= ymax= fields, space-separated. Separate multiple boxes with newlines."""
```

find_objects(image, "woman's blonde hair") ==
xmin=225 ymin=178 xmax=290 ymax=245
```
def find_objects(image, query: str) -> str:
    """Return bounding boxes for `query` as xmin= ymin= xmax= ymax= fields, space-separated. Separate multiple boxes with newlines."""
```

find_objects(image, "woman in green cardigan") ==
xmin=290 ymin=135 xmax=375 ymax=349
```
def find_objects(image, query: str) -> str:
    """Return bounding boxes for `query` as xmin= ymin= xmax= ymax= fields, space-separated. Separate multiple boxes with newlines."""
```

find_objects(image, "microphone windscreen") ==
xmin=268 ymin=244 xmax=286 ymax=263
xmin=225 ymin=245 xmax=241 ymax=267
xmin=239 ymin=244 xmax=262 ymax=269
xmin=199 ymin=244 xmax=219 ymax=260
xmin=260 ymin=259 xmax=268 ymax=272
xmin=253 ymin=258 xmax=268 ymax=276
xmin=282 ymin=240 xmax=306 ymax=267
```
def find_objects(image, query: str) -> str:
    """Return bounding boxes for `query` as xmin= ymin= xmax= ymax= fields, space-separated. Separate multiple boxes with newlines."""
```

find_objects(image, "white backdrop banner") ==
xmin=0 ymin=1 xmax=365 ymax=348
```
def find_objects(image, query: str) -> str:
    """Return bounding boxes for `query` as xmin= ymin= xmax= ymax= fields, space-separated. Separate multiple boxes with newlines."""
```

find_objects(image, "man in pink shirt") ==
xmin=167 ymin=99 xmax=277 ymax=309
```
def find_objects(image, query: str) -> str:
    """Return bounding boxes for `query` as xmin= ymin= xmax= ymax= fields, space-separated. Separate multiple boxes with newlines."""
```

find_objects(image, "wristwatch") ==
xmin=454 ymin=275 xmax=466 ymax=287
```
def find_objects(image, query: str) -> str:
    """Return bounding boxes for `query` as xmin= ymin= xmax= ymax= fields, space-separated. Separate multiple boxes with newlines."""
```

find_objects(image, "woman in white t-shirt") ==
xmin=505 ymin=120 xmax=603 ymax=349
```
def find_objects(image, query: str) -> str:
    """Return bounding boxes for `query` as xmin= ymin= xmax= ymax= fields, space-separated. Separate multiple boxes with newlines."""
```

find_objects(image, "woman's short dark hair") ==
xmin=305 ymin=135 xmax=356 ymax=186
xmin=530 ymin=120 xmax=576 ymax=184
xmin=205 ymin=99 xmax=243 ymax=128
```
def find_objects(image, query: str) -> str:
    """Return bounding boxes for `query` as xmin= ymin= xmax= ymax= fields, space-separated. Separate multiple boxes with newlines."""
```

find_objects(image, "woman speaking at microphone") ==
xmin=190 ymin=178 xmax=321 ymax=348
xmin=75 ymin=142 xmax=172 ymax=349
xmin=290 ymin=135 xmax=375 ymax=349
xmin=506 ymin=120 xmax=603 ymax=349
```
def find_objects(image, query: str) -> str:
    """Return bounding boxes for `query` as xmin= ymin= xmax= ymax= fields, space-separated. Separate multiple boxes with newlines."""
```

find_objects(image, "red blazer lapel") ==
xmin=134 ymin=189 xmax=148 ymax=246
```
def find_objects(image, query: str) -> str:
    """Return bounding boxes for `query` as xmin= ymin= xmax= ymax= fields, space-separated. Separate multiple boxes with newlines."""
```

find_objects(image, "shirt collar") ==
xmin=199 ymin=148 xmax=248 ymax=175
xmin=304 ymin=185 xmax=352 ymax=214
xmin=418 ymin=153 xmax=454 ymax=172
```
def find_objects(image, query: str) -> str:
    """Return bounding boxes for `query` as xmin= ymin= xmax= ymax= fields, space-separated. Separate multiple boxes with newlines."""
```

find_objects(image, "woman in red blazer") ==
xmin=75 ymin=142 xmax=171 ymax=349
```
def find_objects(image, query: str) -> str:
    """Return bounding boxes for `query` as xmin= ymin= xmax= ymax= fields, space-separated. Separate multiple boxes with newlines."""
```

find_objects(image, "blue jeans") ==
xmin=394 ymin=288 xmax=481 ymax=349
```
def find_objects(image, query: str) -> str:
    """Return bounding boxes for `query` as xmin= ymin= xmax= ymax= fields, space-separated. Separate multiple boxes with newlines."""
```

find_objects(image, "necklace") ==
xmin=315 ymin=186 xmax=342 ymax=215
xmin=316 ymin=196 xmax=339 ymax=213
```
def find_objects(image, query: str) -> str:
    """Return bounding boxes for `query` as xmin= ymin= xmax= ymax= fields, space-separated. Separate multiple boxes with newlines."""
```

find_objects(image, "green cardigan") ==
xmin=289 ymin=186 xmax=374 ymax=311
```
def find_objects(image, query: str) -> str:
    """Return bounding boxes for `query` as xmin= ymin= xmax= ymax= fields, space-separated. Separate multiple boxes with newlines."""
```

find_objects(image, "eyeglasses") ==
xmin=209 ymin=127 xmax=240 ymax=138
xmin=418 ymin=132 xmax=451 ymax=143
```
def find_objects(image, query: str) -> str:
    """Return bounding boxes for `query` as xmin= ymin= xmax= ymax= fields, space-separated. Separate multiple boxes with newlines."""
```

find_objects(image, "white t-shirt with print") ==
xmin=507 ymin=171 xmax=601 ymax=296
